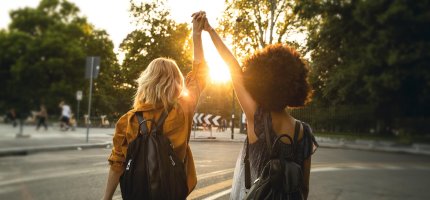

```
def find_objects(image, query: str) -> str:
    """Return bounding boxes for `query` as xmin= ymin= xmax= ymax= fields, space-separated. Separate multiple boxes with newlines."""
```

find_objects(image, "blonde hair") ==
xmin=133 ymin=58 xmax=185 ymax=110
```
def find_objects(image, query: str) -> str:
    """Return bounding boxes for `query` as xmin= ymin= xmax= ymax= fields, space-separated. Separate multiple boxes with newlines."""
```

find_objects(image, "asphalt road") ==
xmin=0 ymin=141 xmax=429 ymax=200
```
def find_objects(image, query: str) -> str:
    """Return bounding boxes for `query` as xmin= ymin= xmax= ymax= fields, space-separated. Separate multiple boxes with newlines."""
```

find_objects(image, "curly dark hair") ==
xmin=242 ymin=44 xmax=312 ymax=111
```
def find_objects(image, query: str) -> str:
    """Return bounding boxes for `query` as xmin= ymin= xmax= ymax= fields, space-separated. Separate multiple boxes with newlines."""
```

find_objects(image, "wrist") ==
xmin=193 ymin=32 xmax=202 ymax=37
xmin=206 ymin=27 xmax=215 ymax=33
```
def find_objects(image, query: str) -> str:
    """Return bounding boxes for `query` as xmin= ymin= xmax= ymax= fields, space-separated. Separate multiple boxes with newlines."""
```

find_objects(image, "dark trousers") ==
xmin=36 ymin=117 xmax=48 ymax=130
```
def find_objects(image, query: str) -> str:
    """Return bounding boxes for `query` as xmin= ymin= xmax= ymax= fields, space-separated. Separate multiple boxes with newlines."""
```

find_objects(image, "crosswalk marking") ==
xmin=202 ymin=188 xmax=232 ymax=200
xmin=187 ymin=179 xmax=232 ymax=200
xmin=3 ymin=161 xmax=427 ymax=199
xmin=197 ymin=168 xmax=234 ymax=180
xmin=0 ymin=167 xmax=107 ymax=187
xmin=111 ymin=169 xmax=235 ymax=200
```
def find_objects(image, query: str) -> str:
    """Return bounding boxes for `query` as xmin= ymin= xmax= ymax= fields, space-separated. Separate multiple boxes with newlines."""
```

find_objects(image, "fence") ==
xmin=289 ymin=105 xmax=430 ymax=135
xmin=289 ymin=105 xmax=376 ymax=134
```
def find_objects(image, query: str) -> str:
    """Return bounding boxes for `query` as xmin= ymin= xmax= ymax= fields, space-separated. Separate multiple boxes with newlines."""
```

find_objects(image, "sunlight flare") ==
xmin=203 ymin=34 xmax=231 ymax=83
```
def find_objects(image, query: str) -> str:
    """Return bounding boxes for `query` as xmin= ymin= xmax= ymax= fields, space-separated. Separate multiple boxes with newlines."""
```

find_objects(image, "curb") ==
xmin=0 ymin=140 xmax=428 ymax=157
xmin=190 ymin=137 xmax=245 ymax=143
xmin=0 ymin=142 xmax=112 ymax=157
xmin=317 ymin=143 xmax=430 ymax=156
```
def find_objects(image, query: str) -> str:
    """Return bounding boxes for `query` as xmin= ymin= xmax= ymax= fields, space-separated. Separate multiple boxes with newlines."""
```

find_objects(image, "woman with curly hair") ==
xmin=193 ymin=12 xmax=318 ymax=199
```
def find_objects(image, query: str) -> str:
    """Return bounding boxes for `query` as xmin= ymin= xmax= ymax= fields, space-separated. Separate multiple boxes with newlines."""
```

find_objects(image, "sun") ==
xmin=202 ymin=35 xmax=231 ymax=83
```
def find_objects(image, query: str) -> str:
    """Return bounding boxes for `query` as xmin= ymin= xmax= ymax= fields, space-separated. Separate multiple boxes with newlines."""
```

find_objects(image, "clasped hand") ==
xmin=191 ymin=11 xmax=211 ymax=35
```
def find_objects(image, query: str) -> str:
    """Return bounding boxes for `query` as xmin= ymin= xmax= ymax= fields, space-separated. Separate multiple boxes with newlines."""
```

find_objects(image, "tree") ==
xmin=119 ymin=0 xmax=193 ymax=107
xmin=218 ymin=0 xmax=304 ymax=58
xmin=84 ymin=30 xmax=123 ymax=116
xmin=0 ymin=0 xmax=120 ymax=119
xmin=296 ymin=0 xmax=430 ymax=134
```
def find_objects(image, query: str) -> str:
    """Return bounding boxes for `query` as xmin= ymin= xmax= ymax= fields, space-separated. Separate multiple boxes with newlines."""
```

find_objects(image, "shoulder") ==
xmin=166 ymin=103 xmax=185 ymax=122
xmin=301 ymin=121 xmax=313 ymax=135
xmin=298 ymin=121 xmax=318 ymax=158
xmin=115 ymin=111 xmax=134 ymax=129
xmin=164 ymin=104 xmax=186 ymax=133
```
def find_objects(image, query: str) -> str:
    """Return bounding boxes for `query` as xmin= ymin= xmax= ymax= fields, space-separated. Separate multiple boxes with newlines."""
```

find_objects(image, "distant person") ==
xmin=69 ymin=113 xmax=77 ymax=131
xmin=59 ymin=101 xmax=71 ymax=131
xmin=222 ymin=118 xmax=227 ymax=131
xmin=36 ymin=104 xmax=48 ymax=131
xmin=202 ymin=122 xmax=208 ymax=131
xmin=196 ymin=13 xmax=319 ymax=199
xmin=5 ymin=108 xmax=18 ymax=127
xmin=102 ymin=13 xmax=208 ymax=200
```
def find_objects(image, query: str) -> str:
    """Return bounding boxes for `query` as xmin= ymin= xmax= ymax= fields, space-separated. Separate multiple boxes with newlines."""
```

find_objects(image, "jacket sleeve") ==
xmin=180 ymin=61 xmax=209 ymax=113
xmin=108 ymin=113 xmax=129 ymax=172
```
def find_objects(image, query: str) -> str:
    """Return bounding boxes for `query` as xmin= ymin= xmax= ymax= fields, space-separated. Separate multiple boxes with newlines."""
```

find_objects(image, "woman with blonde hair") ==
xmin=102 ymin=12 xmax=208 ymax=200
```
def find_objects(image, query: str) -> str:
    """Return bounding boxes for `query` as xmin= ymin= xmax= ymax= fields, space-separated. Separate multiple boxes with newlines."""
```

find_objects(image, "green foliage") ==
xmin=197 ymin=83 xmax=240 ymax=119
xmin=218 ymin=0 xmax=304 ymax=58
xmin=0 ymin=0 xmax=119 ymax=118
xmin=290 ymin=105 xmax=376 ymax=133
xmin=296 ymin=0 xmax=430 ymax=133
xmin=119 ymin=0 xmax=192 ymax=109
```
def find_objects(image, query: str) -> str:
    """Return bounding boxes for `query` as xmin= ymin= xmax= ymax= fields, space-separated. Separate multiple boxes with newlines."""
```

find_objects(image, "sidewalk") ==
xmin=0 ymin=123 xmax=429 ymax=157
xmin=0 ymin=124 xmax=246 ymax=157
xmin=0 ymin=124 xmax=113 ymax=156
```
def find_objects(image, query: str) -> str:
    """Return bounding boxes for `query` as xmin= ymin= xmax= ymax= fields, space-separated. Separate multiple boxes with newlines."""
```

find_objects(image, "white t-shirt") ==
xmin=62 ymin=105 xmax=71 ymax=118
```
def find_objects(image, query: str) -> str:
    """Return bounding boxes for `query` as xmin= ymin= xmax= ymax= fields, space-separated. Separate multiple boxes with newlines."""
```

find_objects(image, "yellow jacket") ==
xmin=108 ymin=62 xmax=208 ymax=193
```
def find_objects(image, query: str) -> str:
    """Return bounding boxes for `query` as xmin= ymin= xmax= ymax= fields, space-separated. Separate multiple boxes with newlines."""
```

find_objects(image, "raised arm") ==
xmin=198 ymin=14 xmax=259 ymax=142
xmin=179 ymin=12 xmax=209 ymax=113
xmin=192 ymin=12 xmax=204 ymax=64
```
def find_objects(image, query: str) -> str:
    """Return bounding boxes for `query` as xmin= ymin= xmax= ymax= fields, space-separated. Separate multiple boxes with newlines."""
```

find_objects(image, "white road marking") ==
xmin=111 ymin=168 xmax=235 ymax=200
xmin=92 ymin=161 xmax=109 ymax=166
xmin=188 ymin=179 xmax=232 ymax=199
xmin=311 ymin=167 xmax=345 ymax=172
xmin=195 ymin=160 xmax=214 ymax=163
xmin=0 ymin=186 xmax=19 ymax=195
xmin=0 ymin=167 xmax=108 ymax=187
xmin=202 ymin=188 xmax=232 ymax=200
xmin=383 ymin=165 xmax=403 ymax=170
xmin=197 ymin=168 xmax=234 ymax=180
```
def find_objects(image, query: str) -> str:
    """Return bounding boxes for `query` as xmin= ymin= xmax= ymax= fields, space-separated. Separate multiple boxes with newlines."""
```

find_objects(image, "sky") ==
xmin=0 ymin=0 xmax=231 ymax=82
xmin=0 ymin=0 xmax=226 ymax=53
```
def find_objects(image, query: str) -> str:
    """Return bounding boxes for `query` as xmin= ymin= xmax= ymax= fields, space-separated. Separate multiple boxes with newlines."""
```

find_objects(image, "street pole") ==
xmin=76 ymin=90 xmax=82 ymax=127
xmin=231 ymin=89 xmax=235 ymax=139
xmin=86 ymin=57 xmax=94 ymax=143
xmin=77 ymin=100 xmax=80 ymax=126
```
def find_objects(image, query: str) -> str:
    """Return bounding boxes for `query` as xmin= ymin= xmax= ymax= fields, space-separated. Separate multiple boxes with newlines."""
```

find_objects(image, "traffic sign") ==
xmin=204 ymin=114 xmax=213 ymax=124
xmin=76 ymin=90 xmax=83 ymax=101
xmin=193 ymin=113 xmax=222 ymax=126
xmin=85 ymin=56 xmax=100 ymax=79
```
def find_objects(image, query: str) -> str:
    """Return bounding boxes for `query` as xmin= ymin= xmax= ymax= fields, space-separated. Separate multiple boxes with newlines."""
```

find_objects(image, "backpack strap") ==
xmin=135 ymin=111 xmax=148 ymax=135
xmin=244 ymin=139 xmax=251 ymax=189
xmin=244 ymin=111 xmax=272 ymax=189
xmin=151 ymin=110 xmax=169 ymax=135
xmin=135 ymin=107 xmax=171 ymax=136
xmin=263 ymin=112 xmax=273 ymax=156
xmin=292 ymin=120 xmax=300 ymax=159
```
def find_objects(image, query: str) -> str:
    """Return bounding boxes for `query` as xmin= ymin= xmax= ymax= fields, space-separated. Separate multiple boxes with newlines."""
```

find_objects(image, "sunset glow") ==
xmin=203 ymin=34 xmax=232 ymax=83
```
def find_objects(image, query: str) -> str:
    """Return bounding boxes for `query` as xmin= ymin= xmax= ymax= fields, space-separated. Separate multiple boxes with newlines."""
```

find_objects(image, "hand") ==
xmin=192 ymin=11 xmax=212 ymax=32
xmin=191 ymin=11 xmax=205 ymax=35
xmin=201 ymin=15 xmax=212 ymax=32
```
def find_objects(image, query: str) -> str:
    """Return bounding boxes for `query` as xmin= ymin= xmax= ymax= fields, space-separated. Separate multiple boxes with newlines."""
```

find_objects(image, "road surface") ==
xmin=0 ymin=141 xmax=429 ymax=200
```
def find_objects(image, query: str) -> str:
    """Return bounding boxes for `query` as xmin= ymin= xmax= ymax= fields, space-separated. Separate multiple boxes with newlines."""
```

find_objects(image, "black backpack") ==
xmin=244 ymin=114 xmax=304 ymax=200
xmin=120 ymin=111 xmax=188 ymax=200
